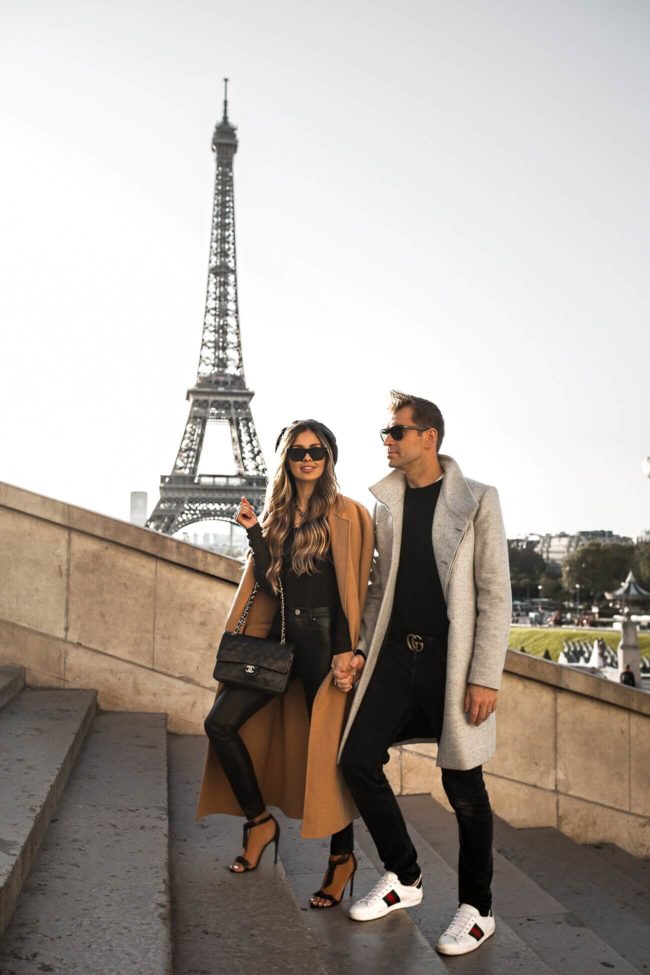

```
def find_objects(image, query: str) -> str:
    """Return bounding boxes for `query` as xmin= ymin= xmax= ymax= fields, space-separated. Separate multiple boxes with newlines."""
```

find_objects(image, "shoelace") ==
xmin=444 ymin=905 xmax=477 ymax=939
xmin=356 ymin=873 xmax=397 ymax=905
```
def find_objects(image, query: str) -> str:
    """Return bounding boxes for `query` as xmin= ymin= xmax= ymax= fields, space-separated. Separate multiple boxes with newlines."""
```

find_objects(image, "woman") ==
xmin=197 ymin=420 xmax=373 ymax=908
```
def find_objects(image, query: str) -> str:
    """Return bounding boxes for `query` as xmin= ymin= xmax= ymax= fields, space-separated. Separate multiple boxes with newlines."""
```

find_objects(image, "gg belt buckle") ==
xmin=406 ymin=633 xmax=424 ymax=652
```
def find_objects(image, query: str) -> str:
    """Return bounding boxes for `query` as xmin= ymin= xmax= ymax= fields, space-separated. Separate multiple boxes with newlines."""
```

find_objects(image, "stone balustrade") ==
xmin=1 ymin=480 xmax=649 ymax=856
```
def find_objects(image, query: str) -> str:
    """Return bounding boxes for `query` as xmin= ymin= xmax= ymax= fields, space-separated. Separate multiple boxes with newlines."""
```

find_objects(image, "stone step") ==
xmin=491 ymin=817 xmax=650 ymax=974
xmin=167 ymin=735 xmax=329 ymax=975
xmin=0 ymin=687 xmax=96 ymax=936
xmin=588 ymin=843 xmax=650 ymax=894
xmin=0 ymin=667 xmax=24 ymax=711
xmin=0 ymin=711 xmax=172 ymax=975
xmin=399 ymin=794 xmax=641 ymax=974
xmin=275 ymin=811 xmax=445 ymax=975
xmin=356 ymin=807 xmax=554 ymax=974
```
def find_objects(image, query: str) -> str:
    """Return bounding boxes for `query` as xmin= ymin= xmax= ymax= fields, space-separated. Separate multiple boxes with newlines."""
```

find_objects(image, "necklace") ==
xmin=295 ymin=501 xmax=306 ymax=519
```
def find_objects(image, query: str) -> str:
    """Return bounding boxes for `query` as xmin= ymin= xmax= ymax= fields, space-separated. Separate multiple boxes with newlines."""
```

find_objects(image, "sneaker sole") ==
xmin=349 ymin=889 xmax=423 ymax=922
xmin=435 ymin=926 xmax=495 ymax=956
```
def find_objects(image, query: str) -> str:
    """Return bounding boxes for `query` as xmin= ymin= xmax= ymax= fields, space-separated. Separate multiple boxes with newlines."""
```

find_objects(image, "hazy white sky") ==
xmin=2 ymin=0 xmax=649 ymax=539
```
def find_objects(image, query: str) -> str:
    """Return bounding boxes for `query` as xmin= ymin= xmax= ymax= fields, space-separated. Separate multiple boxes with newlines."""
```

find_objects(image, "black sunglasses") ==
xmin=379 ymin=425 xmax=430 ymax=443
xmin=287 ymin=445 xmax=328 ymax=462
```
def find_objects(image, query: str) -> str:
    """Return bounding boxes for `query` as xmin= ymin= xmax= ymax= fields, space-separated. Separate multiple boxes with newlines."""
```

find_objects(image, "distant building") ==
xmin=129 ymin=492 xmax=148 ymax=528
xmin=638 ymin=529 xmax=650 ymax=544
xmin=537 ymin=530 xmax=633 ymax=568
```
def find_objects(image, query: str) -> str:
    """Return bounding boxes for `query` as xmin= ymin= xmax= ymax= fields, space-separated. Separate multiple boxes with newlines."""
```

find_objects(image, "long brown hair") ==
xmin=260 ymin=420 xmax=338 ymax=592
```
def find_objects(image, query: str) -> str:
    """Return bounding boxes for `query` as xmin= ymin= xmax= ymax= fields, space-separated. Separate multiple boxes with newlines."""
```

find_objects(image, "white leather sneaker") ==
xmin=435 ymin=903 xmax=495 ymax=955
xmin=348 ymin=871 xmax=423 ymax=921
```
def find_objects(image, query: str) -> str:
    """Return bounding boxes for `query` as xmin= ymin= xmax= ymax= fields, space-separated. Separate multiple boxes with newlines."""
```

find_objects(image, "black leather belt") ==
xmin=391 ymin=632 xmax=447 ymax=653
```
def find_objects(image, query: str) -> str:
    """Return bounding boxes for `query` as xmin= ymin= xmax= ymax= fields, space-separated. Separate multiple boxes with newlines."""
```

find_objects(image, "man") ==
xmin=620 ymin=664 xmax=636 ymax=687
xmin=334 ymin=390 xmax=511 ymax=956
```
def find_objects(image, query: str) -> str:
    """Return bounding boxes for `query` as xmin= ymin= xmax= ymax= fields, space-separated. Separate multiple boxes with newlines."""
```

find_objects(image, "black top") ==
xmin=246 ymin=523 xmax=350 ymax=653
xmin=390 ymin=478 xmax=448 ymax=639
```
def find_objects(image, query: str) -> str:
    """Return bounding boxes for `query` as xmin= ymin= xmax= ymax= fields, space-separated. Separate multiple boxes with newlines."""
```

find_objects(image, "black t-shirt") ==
xmin=246 ymin=523 xmax=350 ymax=653
xmin=390 ymin=478 xmax=448 ymax=639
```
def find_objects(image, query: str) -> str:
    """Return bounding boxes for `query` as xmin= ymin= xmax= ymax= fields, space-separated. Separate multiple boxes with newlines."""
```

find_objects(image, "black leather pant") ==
xmin=204 ymin=607 xmax=354 ymax=856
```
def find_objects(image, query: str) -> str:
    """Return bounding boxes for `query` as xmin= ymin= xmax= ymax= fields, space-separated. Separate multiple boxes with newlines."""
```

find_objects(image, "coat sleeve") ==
xmin=357 ymin=503 xmax=385 ymax=655
xmin=468 ymin=486 xmax=512 ymax=689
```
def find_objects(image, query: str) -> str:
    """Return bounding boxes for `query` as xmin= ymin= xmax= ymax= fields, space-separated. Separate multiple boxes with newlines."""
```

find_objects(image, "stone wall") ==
xmin=1 ymin=481 xmax=649 ymax=855
xmin=0 ymin=482 xmax=239 ymax=734
xmin=388 ymin=652 xmax=650 ymax=857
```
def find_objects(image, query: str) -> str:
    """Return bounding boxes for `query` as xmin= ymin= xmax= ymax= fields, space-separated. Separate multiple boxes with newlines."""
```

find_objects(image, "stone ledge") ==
xmin=505 ymin=648 xmax=650 ymax=716
xmin=0 ymin=481 xmax=243 ymax=585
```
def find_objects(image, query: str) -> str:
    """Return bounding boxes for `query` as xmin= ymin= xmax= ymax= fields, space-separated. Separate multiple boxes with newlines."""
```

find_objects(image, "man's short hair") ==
xmin=389 ymin=390 xmax=445 ymax=448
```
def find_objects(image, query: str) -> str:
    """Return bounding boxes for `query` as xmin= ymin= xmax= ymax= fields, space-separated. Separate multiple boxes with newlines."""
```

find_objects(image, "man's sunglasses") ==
xmin=380 ymin=425 xmax=430 ymax=443
xmin=287 ymin=445 xmax=328 ymax=462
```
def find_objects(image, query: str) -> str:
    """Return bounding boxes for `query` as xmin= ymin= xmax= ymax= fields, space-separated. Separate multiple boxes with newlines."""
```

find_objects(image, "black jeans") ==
xmin=340 ymin=638 xmax=493 ymax=915
xmin=204 ymin=607 xmax=354 ymax=856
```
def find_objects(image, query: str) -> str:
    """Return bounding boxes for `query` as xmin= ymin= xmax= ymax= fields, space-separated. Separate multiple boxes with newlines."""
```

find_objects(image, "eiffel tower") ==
xmin=147 ymin=81 xmax=267 ymax=535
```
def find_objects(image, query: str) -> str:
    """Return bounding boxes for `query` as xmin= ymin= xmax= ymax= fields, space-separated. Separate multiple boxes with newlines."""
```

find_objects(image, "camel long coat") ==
xmin=339 ymin=455 xmax=511 ymax=771
xmin=196 ymin=495 xmax=373 ymax=838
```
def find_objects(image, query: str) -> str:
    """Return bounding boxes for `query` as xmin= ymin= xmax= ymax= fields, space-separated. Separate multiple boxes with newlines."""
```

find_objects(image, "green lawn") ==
xmin=508 ymin=627 xmax=650 ymax=662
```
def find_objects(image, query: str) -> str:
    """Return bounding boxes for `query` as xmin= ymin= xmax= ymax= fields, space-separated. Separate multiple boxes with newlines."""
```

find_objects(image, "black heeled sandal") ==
xmin=310 ymin=852 xmax=358 ymax=908
xmin=228 ymin=814 xmax=280 ymax=873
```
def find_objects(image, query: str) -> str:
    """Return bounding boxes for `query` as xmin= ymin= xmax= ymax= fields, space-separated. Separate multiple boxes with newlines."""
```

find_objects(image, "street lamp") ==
xmin=537 ymin=584 xmax=543 ymax=606
xmin=575 ymin=583 xmax=580 ymax=608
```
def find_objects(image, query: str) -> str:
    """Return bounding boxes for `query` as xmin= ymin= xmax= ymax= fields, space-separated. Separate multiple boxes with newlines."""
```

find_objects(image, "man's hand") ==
xmin=332 ymin=652 xmax=366 ymax=693
xmin=464 ymin=683 xmax=498 ymax=726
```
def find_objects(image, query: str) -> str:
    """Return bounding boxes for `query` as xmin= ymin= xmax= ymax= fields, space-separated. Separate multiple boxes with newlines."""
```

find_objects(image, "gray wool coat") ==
xmin=338 ymin=454 xmax=512 ymax=771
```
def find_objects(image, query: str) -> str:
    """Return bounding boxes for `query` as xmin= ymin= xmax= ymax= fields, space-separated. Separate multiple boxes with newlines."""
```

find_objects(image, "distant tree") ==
xmin=508 ymin=541 xmax=544 ymax=598
xmin=539 ymin=574 xmax=564 ymax=600
xmin=634 ymin=542 xmax=650 ymax=591
xmin=562 ymin=542 xmax=634 ymax=601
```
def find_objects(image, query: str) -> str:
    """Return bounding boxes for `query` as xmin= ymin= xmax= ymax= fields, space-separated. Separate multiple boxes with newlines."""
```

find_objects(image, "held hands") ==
xmin=331 ymin=651 xmax=366 ymax=693
xmin=235 ymin=496 xmax=258 ymax=530
xmin=464 ymin=683 xmax=498 ymax=726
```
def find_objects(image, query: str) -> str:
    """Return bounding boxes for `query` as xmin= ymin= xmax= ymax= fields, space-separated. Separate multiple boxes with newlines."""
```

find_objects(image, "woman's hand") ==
xmin=331 ymin=651 xmax=365 ymax=693
xmin=235 ymin=496 xmax=258 ymax=530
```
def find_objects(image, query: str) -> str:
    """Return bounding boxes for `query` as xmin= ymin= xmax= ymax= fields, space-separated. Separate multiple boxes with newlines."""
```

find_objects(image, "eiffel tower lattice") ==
xmin=147 ymin=81 xmax=267 ymax=535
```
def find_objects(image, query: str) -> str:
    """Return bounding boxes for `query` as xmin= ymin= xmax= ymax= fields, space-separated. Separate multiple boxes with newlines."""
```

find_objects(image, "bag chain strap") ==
xmin=232 ymin=580 xmax=288 ymax=644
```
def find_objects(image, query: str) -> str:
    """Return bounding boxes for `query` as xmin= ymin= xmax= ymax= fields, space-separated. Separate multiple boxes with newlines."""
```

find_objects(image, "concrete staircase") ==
xmin=1 ymin=667 xmax=649 ymax=975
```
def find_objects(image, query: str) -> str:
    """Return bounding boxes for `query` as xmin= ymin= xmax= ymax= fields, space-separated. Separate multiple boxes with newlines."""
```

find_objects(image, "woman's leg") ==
xmin=204 ymin=685 xmax=281 ymax=871
xmin=296 ymin=637 xmax=355 ymax=855
xmin=293 ymin=631 xmax=356 ymax=906
xmin=204 ymin=684 xmax=274 ymax=820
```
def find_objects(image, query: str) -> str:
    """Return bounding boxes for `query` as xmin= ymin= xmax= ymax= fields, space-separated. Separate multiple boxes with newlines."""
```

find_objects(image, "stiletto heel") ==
xmin=310 ymin=852 xmax=358 ymax=909
xmin=228 ymin=814 xmax=280 ymax=873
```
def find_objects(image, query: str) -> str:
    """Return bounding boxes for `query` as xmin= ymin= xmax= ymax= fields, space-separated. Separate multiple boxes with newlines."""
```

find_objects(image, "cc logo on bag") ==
xmin=406 ymin=633 xmax=424 ymax=652
xmin=244 ymin=664 xmax=258 ymax=675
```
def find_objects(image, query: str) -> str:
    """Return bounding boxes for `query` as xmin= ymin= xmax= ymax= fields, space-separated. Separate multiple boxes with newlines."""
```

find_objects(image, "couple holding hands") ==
xmin=197 ymin=389 xmax=511 ymax=957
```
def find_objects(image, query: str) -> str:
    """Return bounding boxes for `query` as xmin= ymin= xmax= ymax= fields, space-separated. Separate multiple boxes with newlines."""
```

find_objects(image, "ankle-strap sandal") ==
xmin=229 ymin=814 xmax=280 ymax=873
xmin=310 ymin=851 xmax=358 ymax=908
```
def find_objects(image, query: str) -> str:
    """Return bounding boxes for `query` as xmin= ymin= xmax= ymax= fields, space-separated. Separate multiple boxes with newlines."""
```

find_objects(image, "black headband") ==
xmin=275 ymin=420 xmax=338 ymax=465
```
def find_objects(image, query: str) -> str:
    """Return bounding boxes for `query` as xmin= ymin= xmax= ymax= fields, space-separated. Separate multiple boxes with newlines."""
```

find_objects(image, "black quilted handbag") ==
xmin=213 ymin=581 xmax=295 ymax=695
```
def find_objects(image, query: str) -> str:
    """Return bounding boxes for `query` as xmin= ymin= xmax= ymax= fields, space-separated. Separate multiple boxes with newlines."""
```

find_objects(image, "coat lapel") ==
xmin=433 ymin=455 xmax=479 ymax=594
xmin=369 ymin=470 xmax=406 ymax=586
xmin=328 ymin=496 xmax=350 ymax=624
xmin=370 ymin=458 xmax=479 ymax=599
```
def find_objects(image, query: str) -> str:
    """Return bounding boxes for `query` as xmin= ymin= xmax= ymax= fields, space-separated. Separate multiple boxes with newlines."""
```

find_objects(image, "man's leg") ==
xmin=341 ymin=642 xmax=418 ymax=880
xmin=340 ymin=642 xmax=424 ymax=919
xmin=441 ymin=766 xmax=493 ymax=915
xmin=435 ymin=766 xmax=495 ymax=955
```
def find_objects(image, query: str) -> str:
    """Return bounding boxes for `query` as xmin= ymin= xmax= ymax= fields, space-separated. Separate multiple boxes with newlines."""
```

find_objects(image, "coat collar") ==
xmin=369 ymin=455 xmax=479 ymax=594
xmin=370 ymin=455 xmax=477 ymax=518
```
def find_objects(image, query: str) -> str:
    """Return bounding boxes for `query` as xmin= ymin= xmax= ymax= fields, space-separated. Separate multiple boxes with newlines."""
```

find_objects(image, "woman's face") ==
xmin=286 ymin=428 xmax=328 ymax=486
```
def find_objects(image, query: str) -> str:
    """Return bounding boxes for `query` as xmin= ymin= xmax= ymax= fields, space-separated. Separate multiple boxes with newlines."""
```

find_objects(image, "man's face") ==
xmin=384 ymin=406 xmax=429 ymax=470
